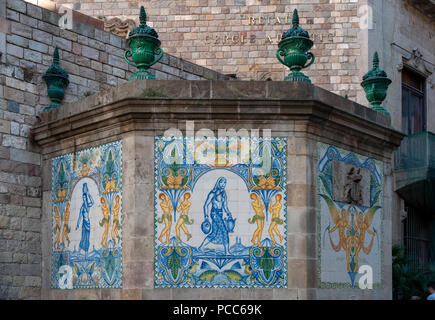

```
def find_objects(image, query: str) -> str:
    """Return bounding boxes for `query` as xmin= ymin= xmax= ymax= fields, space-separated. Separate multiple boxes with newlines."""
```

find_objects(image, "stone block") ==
xmin=10 ymin=148 xmax=40 ymax=165
xmin=287 ymin=232 xmax=316 ymax=259
xmin=29 ymin=40 xmax=48 ymax=53
xmin=5 ymin=205 xmax=26 ymax=217
xmin=0 ymin=216 xmax=10 ymax=229
xmin=24 ymin=276 xmax=41 ymax=287
xmin=142 ymin=288 xmax=171 ymax=300
xmin=53 ymin=36 xmax=72 ymax=51
xmin=22 ymin=197 xmax=41 ymax=207
xmin=7 ymin=34 xmax=29 ymax=47
xmin=120 ymin=289 xmax=142 ymax=300
xmin=124 ymin=236 xmax=154 ymax=262
xmin=287 ymin=258 xmax=317 ymax=288
xmin=0 ymin=252 xmax=13 ymax=263
xmin=240 ymin=289 xmax=273 ymax=299
xmin=22 ymin=218 xmax=40 ymax=232
xmin=26 ymin=4 xmax=42 ymax=20
xmin=107 ymin=54 xmax=128 ymax=70
xmin=9 ymin=217 xmax=21 ymax=230
xmin=109 ymin=33 xmax=122 ymax=48
xmin=272 ymin=288 xmax=298 ymax=300
xmin=7 ymin=0 xmax=26 ymax=14
xmin=6 ymin=43 xmax=23 ymax=58
xmin=20 ymin=14 xmax=38 ymax=28
xmin=123 ymin=261 xmax=154 ymax=289
xmin=0 ymin=119 xmax=11 ymax=133
xmin=41 ymin=8 xmax=58 ymax=26
xmin=6 ymin=9 xmax=19 ymax=22
xmin=10 ymin=21 xmax=33 ymax=38
xmin=33 ymin=29 xmax=52 ymax=45
xmin=172 ymin=288 xmax=201 ymax=300
xmin=23 ymin=49 xmax=42 ymax=63
xmin=13 ymin=253 xmax=27 ymax=264
xmin=2 ymin=134 xmax=26 ymax=149
xmin=82 ymin=45 xmax=100 ymax=60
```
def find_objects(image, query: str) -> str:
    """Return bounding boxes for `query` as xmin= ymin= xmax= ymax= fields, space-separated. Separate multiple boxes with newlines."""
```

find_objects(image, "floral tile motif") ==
xmin=154 ymin=136 xmax=287 ymax=288
xmin=317 ymin=142 xmax=383 ymax=289
xmin=51 ymin=141 xmax=122 ymax=289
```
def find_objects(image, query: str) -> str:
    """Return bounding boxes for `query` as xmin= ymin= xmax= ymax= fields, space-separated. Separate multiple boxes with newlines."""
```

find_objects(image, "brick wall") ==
xmin=0 ymin=0 xmax=229 ymax=300
xmin=53 ymin=0 xmax=364 ymax=100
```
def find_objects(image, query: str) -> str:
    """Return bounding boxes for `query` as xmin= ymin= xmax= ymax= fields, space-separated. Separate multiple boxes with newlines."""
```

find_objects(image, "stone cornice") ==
xmin=32 ymin=80 xmax=404 ymax=158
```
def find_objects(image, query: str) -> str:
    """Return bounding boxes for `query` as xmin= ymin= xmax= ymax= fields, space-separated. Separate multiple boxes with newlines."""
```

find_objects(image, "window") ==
xmin=402 ymin=68 xmax=426 ymax=135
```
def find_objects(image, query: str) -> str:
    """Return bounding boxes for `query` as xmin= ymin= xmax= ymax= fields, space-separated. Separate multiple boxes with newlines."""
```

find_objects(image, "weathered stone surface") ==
xmin=332 ymin=161 xmax=371 ymax=207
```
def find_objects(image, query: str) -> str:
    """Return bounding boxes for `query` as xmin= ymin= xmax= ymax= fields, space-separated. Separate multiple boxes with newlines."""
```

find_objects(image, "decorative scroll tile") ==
xmin=51 ymin=141 xmax=123 ymax=289
xmin=154 ymin=136 xmax=287 ymax=288
xmin=317 ymin=142 xmax=383 ymax=289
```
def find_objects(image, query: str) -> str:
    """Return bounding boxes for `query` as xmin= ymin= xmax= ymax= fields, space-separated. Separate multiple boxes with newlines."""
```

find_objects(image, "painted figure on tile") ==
xmin=100 ymin=197 xmax=110 ymax=248
xmin=54 ymin=205 xmax=61 ymax=250
xmin=111 ymin=194 xmax=121 ymax=245
xmin=61 ymin=203 xmax=71 ymax=247
xmin=76 ymin=183 xmax=94 ymax=253
xmin=198 ymin=177 xmax=233 ymax=255
xmin=158 ymin=193 xmax=173 ymax=244
xmin=329 ymin=208 xmax=350 ymax=252
xmin=356 ymin=207 xmax=379 ymax=255
xmin=268 ymin=194 xmax=284 ymax=246
xmin=248 ymin=193 xmax=265 ymax=246
xmin=175 ymin=192 xmax=193 ymax=243
xmin=52 ymin=141 xmax=123 ymax=289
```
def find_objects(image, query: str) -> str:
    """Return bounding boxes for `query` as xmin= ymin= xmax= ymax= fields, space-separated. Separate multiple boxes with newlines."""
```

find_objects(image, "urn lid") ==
xmin=281 ymin=9 xmax=311 ymax=40
xmin=362 ymin=52 xmax=389 ymax=81
xmin=43 ymin=47 xmax=69 ymax=80
xmin=127 ymin=6 xmax=159 ymax=41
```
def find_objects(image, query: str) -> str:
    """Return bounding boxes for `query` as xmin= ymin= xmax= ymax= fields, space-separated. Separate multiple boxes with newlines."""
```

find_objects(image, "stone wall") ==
xmin=53 ymin=0 xmax=364 ymax=100
xmin=0 ymin=0 xmax=229 ymax=300
xmin=51 ymin=0 xmax=435 ymax=127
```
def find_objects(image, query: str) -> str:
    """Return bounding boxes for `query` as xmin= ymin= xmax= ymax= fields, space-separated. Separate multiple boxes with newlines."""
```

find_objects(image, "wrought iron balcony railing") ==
xmin=394 ymin=131 xmax=435 ymax=211
xmin=394 ymin=131 xmax=435 ymax=172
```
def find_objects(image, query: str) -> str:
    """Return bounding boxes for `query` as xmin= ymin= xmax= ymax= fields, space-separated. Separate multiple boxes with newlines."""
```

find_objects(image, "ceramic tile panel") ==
xmin=51 ymin=141 xmax=123 ymax=289
xmin=154 ymin=136 xmax=287 ymax=288
xmin=317 ymin=142 xmax=383 ymax=289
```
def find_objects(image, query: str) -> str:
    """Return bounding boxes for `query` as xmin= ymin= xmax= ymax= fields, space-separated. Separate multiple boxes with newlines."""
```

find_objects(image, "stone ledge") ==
xmin=35 ymin=80 xmax=391 ymax=126
xmin=31 ymin=80 xmax=404 ymax=157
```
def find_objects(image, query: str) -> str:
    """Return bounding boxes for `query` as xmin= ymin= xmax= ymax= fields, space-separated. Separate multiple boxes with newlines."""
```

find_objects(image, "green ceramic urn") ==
xmin=43 ymin=47 xmax=69 ymax=111
xmin=276 ymin=9 xmax=315 ymax=82
xmin=361 ymin=52 xmax=392 ymax=115
xmin=124 ymin=6 xmax=164 ymax=80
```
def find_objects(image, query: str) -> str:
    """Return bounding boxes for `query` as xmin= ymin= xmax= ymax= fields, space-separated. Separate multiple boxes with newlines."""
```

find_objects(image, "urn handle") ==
xmin=303 ymin=52 xmax=315 ymax=69
xmin=124 ymin=49 xmax=136 ymax=67
xmin=276 ymin=48 xmax=288 ymax=67
xmin=148 ymin=47 xmax=164 ymax=67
